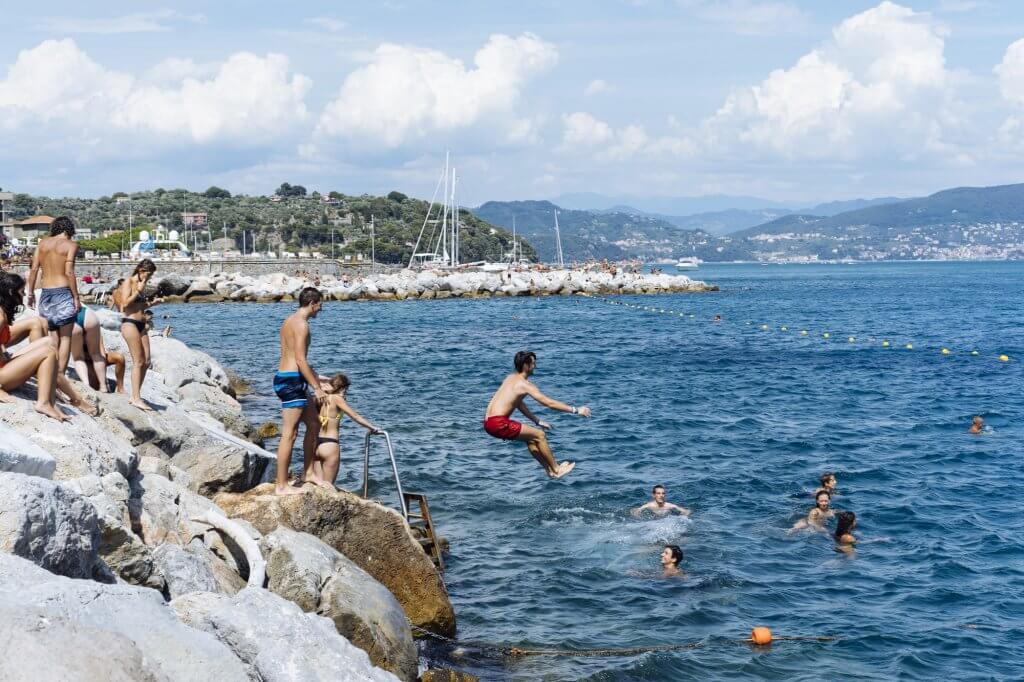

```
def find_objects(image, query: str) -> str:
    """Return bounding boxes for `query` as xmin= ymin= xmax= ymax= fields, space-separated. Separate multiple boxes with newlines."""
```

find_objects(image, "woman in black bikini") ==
xmin=314 ymin=373 xmax=379 ymax=489
xmin=116 ymin=259 xmax=162 ymax=410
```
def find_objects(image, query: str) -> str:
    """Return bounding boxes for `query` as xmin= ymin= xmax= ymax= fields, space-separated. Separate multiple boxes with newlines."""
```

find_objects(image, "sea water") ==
xmin=168 ymin=262 xmax=1024 ymax=681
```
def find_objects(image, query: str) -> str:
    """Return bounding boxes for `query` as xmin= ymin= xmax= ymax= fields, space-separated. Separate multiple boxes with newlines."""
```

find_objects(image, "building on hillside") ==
xmin=0 ymin=192 xmax=13 ymax=239
xmin=116 ymin=196 xmax=130 ymax=205
xmin=13 ymin=215 xmax=55 ymax=242
xmin=182 ymin=212 xmax=207 ymax=228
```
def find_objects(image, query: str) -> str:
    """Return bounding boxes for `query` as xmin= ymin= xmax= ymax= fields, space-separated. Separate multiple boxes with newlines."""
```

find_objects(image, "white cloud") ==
xmin=678 ymin=0 xmax=807 ymax=35
xmin=996 ymin=38 xmax=1024 ymax=107
xmin=38 ymin=9 xmax=204 ymax=35
xmin=561 ymin=112 xmax=653 ymax=160
xmin=0 ymin=39 xmax=310 ymax=149
xmin=584 ymin=79 xmax=611 ymax=95
xmin=562 ymin=112 xmax=614 ymax=146
xmin=701 ymin=2 xmax=959 ymax=160
xmin=315 ymin=33 xmax=557 ymax=147
xmin=307 ymin=17 xmax=347 ymax=33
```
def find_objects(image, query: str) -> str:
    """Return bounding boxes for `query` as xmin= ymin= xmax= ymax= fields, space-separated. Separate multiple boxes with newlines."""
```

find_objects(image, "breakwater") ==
xmin=78 ymin=268 xmax=716 ymax=304
xmin=0 ymin=308 xmax=462 ymax=681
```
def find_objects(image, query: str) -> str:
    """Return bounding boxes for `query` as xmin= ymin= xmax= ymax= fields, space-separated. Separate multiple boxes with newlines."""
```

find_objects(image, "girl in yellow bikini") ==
xmin=314 ymin=373 xmax=379 ymax=489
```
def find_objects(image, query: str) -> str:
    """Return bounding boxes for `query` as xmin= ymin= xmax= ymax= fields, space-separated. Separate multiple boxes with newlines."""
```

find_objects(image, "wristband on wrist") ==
xmin=571 ymin=406 xmax=578 ymax=415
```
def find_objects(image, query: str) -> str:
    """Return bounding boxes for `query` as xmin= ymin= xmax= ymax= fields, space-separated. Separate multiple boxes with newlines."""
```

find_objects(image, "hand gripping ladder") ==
xmin=360 ymin=430 xmax=444 ymax=570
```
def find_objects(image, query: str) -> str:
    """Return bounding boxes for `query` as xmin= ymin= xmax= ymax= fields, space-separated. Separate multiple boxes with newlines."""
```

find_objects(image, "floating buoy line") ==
xmin=584 ymin=295 xmax=1013 ymax=364
xmin=411 ymin=623 xmax=834 ymax=659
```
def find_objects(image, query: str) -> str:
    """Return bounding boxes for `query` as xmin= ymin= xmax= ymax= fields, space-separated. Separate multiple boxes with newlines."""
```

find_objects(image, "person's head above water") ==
xmin=661 ymin=545 xmax=683 ymax=567
xmin=323 ymin=373 xmax=350 ymax=395
xmin=815 ymin=490 xmax=831 ymax=509
xmin=50 ymin=216 xmax=76 ymax=238
xmin=652 ymin=485 xmax=667 ymax=503
xmin=298 ymin=287 xmax=323 ymax=316
xmin=514 ymin=350 xmax=537 ymax=375
xmin=820 ymin=472 xmax=837 ymax=490
xmin=834 ymin=511 xmax=856 ymax=540
xmin=970 ymin=416 xmax=984 ymax=431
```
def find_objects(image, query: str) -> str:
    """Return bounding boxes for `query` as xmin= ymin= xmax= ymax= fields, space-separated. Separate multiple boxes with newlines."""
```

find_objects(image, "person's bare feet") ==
xmin=549 ymin=461 xmax=576 ymax=479
xmin=275 ymin=484 xmax=306 ymax=496
xmin=35 ymin=403 xmax=69 ymax=423
xmin=73 ymin=398 xmax=99 ymax=416
xmin=313 ymin=479 xmax=337 ymax=491
xmin=129 ymin=398 xmax=153 ymax=411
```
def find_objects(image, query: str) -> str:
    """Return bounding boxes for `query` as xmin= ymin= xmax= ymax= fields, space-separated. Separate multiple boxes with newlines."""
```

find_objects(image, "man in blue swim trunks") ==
xmin=274 ymin=287 xmax=328 ymax=495
xmin=27 ymin=216 xmax=81 ymax=380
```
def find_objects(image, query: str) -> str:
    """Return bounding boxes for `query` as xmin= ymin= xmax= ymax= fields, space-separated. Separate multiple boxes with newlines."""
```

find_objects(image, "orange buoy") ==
xmin=751 ymin=627 xmax=773 ymax=645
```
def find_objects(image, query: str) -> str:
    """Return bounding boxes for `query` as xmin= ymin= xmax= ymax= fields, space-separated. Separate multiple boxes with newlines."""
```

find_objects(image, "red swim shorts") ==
xmin=483 ymin=415 xmax=523 ymax=440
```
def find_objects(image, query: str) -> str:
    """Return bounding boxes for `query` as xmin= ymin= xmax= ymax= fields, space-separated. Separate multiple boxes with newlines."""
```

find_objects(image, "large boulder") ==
xmin=182 ymin=277 xmax=215 ymax=301
xmin=0 ymin=472 xmax=108 ymax=580
xmin=172 ymin=587 xmax=401 ymax=682
xmin=129 ymin=471 xmax=218 ymax=547
xmin=0 ymin=421 xmax=56 ymax=478
xmin=260 ymin=527 xmax=417 ymax=681
xmin=0 ymin=552 xmax=250 ymax=681
xmin=154 ymin=272 xmax=192 ymax=297
xmin=215 ymin=484 xmax=455 ymax=636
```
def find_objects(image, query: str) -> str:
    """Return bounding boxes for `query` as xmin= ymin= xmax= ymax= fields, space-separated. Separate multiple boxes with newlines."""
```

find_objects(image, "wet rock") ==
xmin=0 ymin=552 xmax=249 ymax=681
xmin=214 ymin=484 xmax=456 ymax=636
xmin=0 ymin=472 xmax=108 ymax=580
xmin=0 ymin=421 xmax=56 ymax=478
xmin=172 ymin=587 xmax=401 ymax=682
xmin=258 ymin=421 xmax=281 ymax=439
xmin=154 ymin=273 xmax=192 ymax=297
xmin=260 ymin=526 xmax=418 ymax=681
xmin=420 ymin=670 xmax=480 ymax=682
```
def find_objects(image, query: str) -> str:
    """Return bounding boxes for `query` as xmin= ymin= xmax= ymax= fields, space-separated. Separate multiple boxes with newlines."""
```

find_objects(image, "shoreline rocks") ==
xmin=80 ymin=267 xmax=717 ymax=305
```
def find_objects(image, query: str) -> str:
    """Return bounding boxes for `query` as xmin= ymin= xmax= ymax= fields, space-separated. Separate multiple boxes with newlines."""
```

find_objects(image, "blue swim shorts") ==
xmin=273 ymin=371 xmax=308 ymax=409
xmin=39 ymin=287 xmax=77 ymax=331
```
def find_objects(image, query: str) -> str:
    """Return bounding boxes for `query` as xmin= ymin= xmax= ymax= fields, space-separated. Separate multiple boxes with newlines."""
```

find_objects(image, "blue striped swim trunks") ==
xmin=273 ymin=371 xmax=308 ymax=409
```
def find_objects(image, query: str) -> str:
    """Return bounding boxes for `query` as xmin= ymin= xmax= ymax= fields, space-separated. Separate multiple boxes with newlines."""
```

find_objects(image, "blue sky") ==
xmin=2 ymin=1 xmax=1024 ymax=207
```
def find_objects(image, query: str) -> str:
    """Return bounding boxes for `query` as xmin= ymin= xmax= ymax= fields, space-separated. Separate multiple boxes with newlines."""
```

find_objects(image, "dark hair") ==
xmin=834 ymin=511 xmax=856 ymax=540
xmin=324 ymin=373 xmax=350 ymax=393
xmin=665 ymin=545 xmax=683 ymax=566
xmin=50 ymin=216 xmax=75 ymax=237
xmin=132 ymin=259 xmax=156 ymax=277
xmin=820 ymin=472 xmax=835 ymax=486
xmin=815 ymin=490 xmax=831 ymax=503
xmin=653 ymin=485 xmax=665 ymax=493
xmin=514 ymin=350 xmax=536 ymax=372
xmin=298 ymin=287 xmax=323 ymax=308
xmin=0 ymin=272 xmax=26 ymax=323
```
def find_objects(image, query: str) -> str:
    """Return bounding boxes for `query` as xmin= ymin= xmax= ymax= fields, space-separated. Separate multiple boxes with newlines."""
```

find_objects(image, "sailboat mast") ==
xmin=554 ymin=210 xmax=564 ymax=268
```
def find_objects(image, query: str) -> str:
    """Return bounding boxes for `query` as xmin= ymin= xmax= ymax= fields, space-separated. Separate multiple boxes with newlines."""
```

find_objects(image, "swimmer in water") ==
xmin=834 ymin=511 xmax=857 ymax=553
xmin=968 ymin=416 xmax=984 ymax=434
xmin=483 ymin=350 xmax=591 ymax=479
xmin=788 ymin=490 xmax=834 ymax=534
xmin=815 ymin=472 xmax=837 ymax=498
xmin=713 ymin=314 xmax=721 ymax=323
xmin=632 ymin=485 xmax=691 ymax=517
xmin=661 ymin=545 xmax=684 ymax=577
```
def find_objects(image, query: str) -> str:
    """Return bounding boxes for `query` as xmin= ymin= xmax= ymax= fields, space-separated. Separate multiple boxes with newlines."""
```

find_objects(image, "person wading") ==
xmin=483 ymin=350 xmax=591 ymax=479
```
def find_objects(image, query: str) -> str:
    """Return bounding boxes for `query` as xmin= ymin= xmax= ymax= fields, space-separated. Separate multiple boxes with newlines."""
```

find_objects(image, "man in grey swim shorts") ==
xmin=27 ymin=216 xmax=81 ymax=377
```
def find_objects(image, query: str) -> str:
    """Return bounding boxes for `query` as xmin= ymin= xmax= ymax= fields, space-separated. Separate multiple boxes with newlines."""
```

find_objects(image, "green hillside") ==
xmin=6 ymin=186 xmax=533 ymax=264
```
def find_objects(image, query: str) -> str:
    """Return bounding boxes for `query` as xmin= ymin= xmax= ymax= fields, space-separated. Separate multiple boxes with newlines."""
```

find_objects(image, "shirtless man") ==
xmin=969 ymin=416 xmax=984 ymax=434
xmin=632 ymin=485 xmax=691 ymax=517
xmin=274 ymin=287 xmax=328 ymax=495
xmin=27 ymin=217 xmax=80 ymax=378
xmin=483 ymin=350 xmax=591 ymax=479
xmin=788 ymin=490 xmax=834 ymax=533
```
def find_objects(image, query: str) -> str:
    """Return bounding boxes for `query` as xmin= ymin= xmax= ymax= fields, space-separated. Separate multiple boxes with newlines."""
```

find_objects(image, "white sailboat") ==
xmin=409 ymin=151 xmax=461 ymax=269
xmin=553 ymin=210 xmax=565 ymax=268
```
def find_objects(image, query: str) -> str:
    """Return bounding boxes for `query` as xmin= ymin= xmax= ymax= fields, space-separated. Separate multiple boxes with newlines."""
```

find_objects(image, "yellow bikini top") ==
xmin=319 ymin=406 xmax=344 ymax=429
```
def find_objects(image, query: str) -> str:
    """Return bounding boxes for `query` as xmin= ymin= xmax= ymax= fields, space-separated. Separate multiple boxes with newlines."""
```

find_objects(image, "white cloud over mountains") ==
xmin=315 ymin=33 xmax=557 ymax=148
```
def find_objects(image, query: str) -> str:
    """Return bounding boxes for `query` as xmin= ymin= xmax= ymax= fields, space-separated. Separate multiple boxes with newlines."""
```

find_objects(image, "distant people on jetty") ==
xmin=27 ymin=216 xmax=80 ymax=380
xmin=969 ymin=416 xmax=984 ymax=434
xmin=632 ymin=485 xmax=691 ymax=517
xmin=483 ymin=350 xmax=591 ymax=479
xmin=274 ymin=287 xmax=329 ymax=495
xmin=0 ymin=272 xmax=70 ymax=422
xmin=661 ymin=545 xmax=684 ymax=577
xmin=314 ymin=373 xmax=380 ymax=490
xmin=787 ymin=490 xmax=834 ymax=534
xmin=114 ymin=259 xmax=163 ymax=410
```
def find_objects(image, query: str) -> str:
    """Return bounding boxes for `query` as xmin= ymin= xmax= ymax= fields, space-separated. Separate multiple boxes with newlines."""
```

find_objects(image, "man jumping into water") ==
xmin=484 ymin=350 xmax=591 ymax=479
xmin=274 ymin=287 xmax=328 ymax=495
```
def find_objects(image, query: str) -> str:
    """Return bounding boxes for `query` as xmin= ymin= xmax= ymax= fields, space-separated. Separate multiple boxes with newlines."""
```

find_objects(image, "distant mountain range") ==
xmin=474 ymin=183 xmax=1024 ymax=263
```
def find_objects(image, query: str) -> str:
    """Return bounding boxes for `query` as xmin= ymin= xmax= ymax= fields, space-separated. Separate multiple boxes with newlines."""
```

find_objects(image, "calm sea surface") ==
xmin=167 ymin=262 xmax=1024 ymax=681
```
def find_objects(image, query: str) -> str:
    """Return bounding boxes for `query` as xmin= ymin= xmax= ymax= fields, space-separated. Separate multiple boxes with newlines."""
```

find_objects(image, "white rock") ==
xmin=0 ymin=421 xmax=56 ymax=478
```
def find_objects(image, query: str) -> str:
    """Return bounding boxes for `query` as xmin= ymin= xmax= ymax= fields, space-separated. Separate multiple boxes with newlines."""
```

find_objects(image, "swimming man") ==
xmin=969 ymin=416 xmax=984 ymax=434
xmin=632 ymin=484 xmax=691 ymax=517
xmin=483 ymin=350 xmax=591 ymax=479
xmin=274 ymin=287 xmax=328 ymax=495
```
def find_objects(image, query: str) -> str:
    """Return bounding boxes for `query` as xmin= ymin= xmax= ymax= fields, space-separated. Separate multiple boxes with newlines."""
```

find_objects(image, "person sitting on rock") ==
xmin=313 ymin=373 xmax=380 ymax=489
xmin=483 ymin=350 xmax=591 ymax=479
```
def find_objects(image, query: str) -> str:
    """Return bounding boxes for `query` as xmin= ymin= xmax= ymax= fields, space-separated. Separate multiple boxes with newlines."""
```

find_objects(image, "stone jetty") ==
xmin=0 ymin=308 xmax=462 ymax=681
xmin=79 ymin=267 xmax=716 ymax=305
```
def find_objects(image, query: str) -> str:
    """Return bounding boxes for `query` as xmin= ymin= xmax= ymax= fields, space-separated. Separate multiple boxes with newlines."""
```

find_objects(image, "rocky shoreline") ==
xmin=0 ymin=308 xmax=461 ymax=681
xmin=77 ymin=268 xmax=717 ymax=305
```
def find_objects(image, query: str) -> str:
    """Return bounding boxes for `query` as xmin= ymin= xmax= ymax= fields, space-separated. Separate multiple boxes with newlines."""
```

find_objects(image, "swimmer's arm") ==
xmin=631 ymin=502 xmax=653 ymax=518
xmin=670 ymin=503 xmax=691 ymax=516
xmin=335 ymin=395 xmax=377 ymax=432
xmin=65 ymin=242 xmax=80 ymax=313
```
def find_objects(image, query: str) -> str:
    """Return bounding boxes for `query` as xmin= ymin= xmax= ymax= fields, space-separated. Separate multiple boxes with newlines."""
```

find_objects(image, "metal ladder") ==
xmin=359 ymin=431 xmax=444 ymax=569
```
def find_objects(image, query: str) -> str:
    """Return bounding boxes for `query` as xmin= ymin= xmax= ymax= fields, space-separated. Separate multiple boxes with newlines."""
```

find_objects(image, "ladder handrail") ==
xmin=361 ymin=430 xmax=408 ymax=518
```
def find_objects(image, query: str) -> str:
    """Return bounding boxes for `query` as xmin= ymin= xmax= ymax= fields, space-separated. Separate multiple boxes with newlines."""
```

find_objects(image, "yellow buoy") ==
xmin=905 ymin=343 xmax=913 ymax=350
xmin=761 ymin=324 xmax=769 ymax=330
xmin=941 ymin=348 xmax=951 ymax=355
xmin=1000 ymin=354 xmax=1010 ymax=362
xmin=800 ymin=330 xmax=808 ymax=336
xmin=781 ymin=326 xmax=788 ymax=331
xmin=823 ymin=333 xmax=830 ymax=339
xmin=971 ymin=350 xmax=979 ymax=356
xmin=848 ymin=336 xmax=855 ymax=343
xmin=750 ymin=627 xmax=773 ymax=646
xmin=882 ymin=340 xmax=890 ymax=347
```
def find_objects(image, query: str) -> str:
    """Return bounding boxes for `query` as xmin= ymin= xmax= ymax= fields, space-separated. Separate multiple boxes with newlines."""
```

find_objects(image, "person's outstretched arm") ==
xmin=335 ymin=395 xmax=378 ymax=432
xmin=517 ymin=402 xmax=550 ymax=430
xmin=523 ymin=382 xmax=592 ymax=417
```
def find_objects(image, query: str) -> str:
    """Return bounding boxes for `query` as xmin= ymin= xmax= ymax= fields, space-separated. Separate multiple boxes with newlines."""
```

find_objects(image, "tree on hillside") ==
xmin=387 ymin=191 xmax=407 ymax=203
xmin=204 ymin=186 xmax=231 ymax=198
xmin=276 ymin=182 xmax=307 ymax=197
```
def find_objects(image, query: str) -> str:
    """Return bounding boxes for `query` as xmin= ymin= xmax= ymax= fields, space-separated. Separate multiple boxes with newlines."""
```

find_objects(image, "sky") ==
xmin=2 ymin=1 xmax=1024 ymax=207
